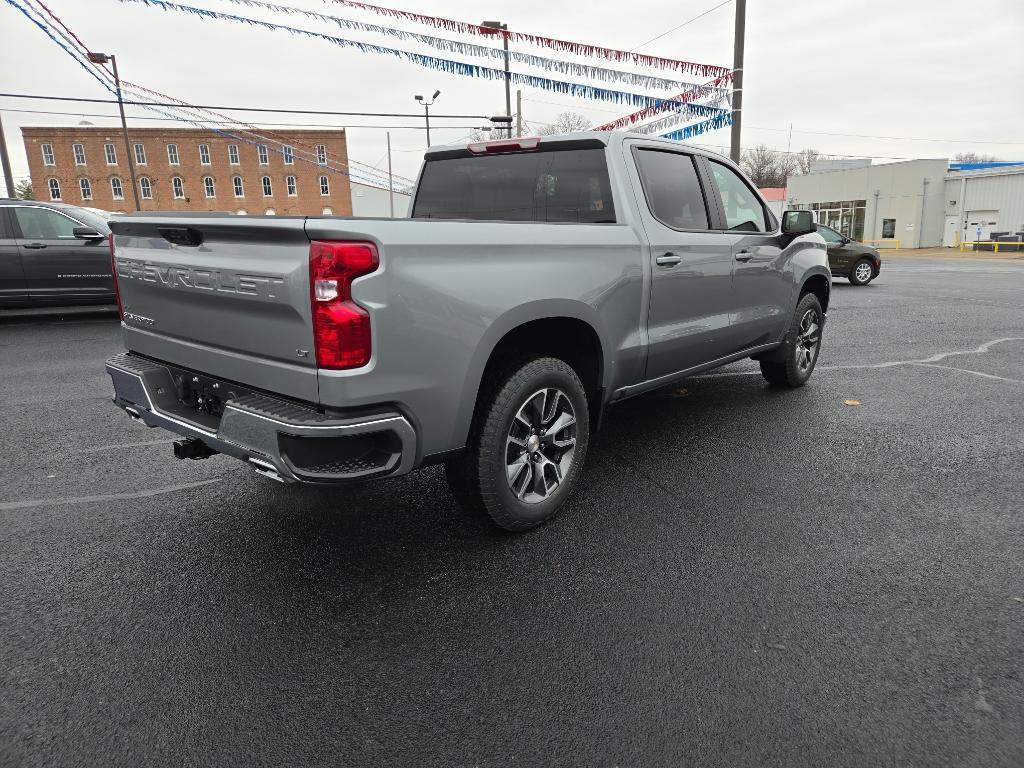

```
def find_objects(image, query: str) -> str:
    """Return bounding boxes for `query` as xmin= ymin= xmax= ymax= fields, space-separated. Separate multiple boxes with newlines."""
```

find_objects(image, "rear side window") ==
xmin=635 ymin=149 xmax=709 ymax=230
xmin=412 ymin=148 xmax=615 ymax=223
xmin=708 ymin=160 xmax=770 ymax=232
xmin=12 ymin=207 xmax=79 ymax=239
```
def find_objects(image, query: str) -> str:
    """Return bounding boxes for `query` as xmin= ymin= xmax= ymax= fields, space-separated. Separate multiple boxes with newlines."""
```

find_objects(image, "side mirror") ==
xmin=781 ymin=210 xmax=815 ymax=236
xmin=73 ymin=226 xmax=104 ymax=240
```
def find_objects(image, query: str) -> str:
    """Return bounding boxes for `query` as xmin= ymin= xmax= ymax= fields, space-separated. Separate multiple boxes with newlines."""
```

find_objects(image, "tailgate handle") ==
xmin=158 ymin=227 xmax=203 ymax=247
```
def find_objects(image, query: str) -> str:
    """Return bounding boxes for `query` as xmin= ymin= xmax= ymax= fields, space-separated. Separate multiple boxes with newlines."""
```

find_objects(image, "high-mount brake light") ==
xmin=109 ymin=233 xmax=124 ymax=321
xmin=466 ymin=137 xmax=541 ymax=155
xmin=309 ymin=240 xmax=379 ymax=370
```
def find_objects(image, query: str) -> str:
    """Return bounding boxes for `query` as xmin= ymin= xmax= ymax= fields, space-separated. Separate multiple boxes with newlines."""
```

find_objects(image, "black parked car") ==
xmin=0 ymin=198 xmax=114 ymax=307
xmin=817 ymin=224 xmax=881 ymax=285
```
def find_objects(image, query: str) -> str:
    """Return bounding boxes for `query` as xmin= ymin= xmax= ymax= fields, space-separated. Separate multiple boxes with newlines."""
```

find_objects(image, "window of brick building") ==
xmin=134 ymin=143 xmax=147 ymax=165
xmin=104 ymin=143 xmax=117 ymax=165
xmin=316 ymin=144 xmax=327 ymax=165
xmin=262 ymin=175 xmax=273 ymax=196
xmin=283 ymin=145 xmax=294 ymax=165
xmin=73 ymin=143 xmax=86 ymax=165
xmin=233 ymin=176 xmax=244 ymax=197
xmin=79 ymin=178 xmax=92 ymax=200
xmin=319 ymin=175 xmax=330 ymax=196
xmin=286 ymin=175 xmax=297 ymax=196
xmin=228 ymin=144 xmax=239 ymax=165
xmin=139 ymin=177 xmax=153 ymax=199
xmin=203 ymin=176 xmax=216 ymax=198
xmin=48 ymin=178 xmax=61 ymax=200
xmin=167 ymin=144 xmax=180 ymax=165
xmin=199 ymin=144 xmax=211 ymax=165
xmin=257 ymin=144 xmax=269 ymax=165
xmin=41 ymin=143 xmax=55 ymax=166
xmin=110 ymin=177 xmax=124 ymax=200
xmin=172 ymin=176 xmax=184 ymax=198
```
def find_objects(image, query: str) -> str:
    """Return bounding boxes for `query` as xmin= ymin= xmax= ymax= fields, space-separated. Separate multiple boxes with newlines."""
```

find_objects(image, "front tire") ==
xmin=446 ymin=356 xmax=590 ymax=531
xmin=849 ymin=258 xmax=874 ymax=285
xmin=759 ymin=292 xmax=824 ymax=387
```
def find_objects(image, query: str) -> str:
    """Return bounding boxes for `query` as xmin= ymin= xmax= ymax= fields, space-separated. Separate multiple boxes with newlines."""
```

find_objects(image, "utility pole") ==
xmin=729 ymin=0 xmax=746 ymax=163
xmin=516 ymin=89 xmax=523 ymax=137
xmin=88 ymin=51 xmax=140 ymax=210
xmin=414 ymin=90 xmax=440 ymax=148
xmin=386 ymin=131 xmax=395 ymax=218
xmin=482 ymin=21 xmax=513 ymax=138
xmin=0 ymin=112 xmax=15 ymax=198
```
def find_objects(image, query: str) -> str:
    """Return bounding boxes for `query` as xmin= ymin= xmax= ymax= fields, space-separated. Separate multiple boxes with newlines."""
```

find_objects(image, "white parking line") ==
xmin=0 ymin=479 xmax=222 ymax=512
xmin=910 ymin=363 xmax=1023 ymax=384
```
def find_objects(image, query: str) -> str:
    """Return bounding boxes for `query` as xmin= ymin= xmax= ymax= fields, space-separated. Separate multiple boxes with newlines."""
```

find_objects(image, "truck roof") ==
xmin=425 ymin=130 xmax=734 ymax=165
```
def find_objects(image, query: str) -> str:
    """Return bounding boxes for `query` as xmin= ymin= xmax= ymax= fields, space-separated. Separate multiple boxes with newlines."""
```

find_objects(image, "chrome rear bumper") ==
xmin=105 ymin=352 xmax=416 ymax=483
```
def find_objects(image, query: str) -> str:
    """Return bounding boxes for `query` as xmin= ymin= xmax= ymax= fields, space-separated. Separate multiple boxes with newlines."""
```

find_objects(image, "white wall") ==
xmin=944 ymin=167 xmax=1024 ymax=244
xmin=786 ymin=159 xmax=948 ymax=247
xmin=350 ymin=181 xmax=411 ymax=218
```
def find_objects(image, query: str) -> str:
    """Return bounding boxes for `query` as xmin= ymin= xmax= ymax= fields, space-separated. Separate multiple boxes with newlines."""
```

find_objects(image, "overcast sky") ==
xmin=2 ymin=0 xmax=1023 ymax=196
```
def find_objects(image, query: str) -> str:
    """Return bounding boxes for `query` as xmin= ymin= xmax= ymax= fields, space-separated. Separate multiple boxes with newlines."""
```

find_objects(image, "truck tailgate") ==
xmin=109 ymin=216 xmax=318 ymax=402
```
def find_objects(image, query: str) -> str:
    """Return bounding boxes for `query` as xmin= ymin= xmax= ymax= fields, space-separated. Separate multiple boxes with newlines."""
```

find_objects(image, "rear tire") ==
xmin=759 ymin=292 xmax=824 ymax=388
xmin=849 ymin=258 xmax=874 ymax=285
xmin=446 ymin=356 xmax=590 ymax=531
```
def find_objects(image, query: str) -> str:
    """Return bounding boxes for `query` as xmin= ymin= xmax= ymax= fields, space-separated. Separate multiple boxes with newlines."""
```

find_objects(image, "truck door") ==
xmin=0 ymin=207 xmax=28 ymax=305
xmin=11 ymin=205 xmax=112 ymax=303
xmin=700 ymin=158 xmax=791 ymax=354
xmin=629 ymin=145 xmax=735 ymax=378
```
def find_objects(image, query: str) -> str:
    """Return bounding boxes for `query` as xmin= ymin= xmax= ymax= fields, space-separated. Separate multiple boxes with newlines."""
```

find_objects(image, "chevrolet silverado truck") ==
xmin=105 ymin=132 xmax=830 ymax=531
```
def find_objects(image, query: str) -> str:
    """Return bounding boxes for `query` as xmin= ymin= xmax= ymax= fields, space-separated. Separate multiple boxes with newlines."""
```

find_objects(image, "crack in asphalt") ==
xmin=0 ymin=479 xmax=222 ymax=511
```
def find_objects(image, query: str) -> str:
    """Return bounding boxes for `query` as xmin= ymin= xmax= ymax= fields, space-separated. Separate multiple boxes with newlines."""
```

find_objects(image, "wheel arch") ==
xmin=451 ymin=301 xmax=610 ymax=449
xmin=798 ymin=269 xmax=831 ymax=313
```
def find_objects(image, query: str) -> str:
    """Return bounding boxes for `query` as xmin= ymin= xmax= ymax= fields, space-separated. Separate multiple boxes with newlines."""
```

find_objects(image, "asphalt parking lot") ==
xmin=1 ymin=255 xmax=1022 ymax=767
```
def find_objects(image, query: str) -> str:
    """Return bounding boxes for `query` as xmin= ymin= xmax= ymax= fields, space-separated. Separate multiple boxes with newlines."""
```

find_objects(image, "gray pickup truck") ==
xmin=106 ymin=132 xmax=830 ymax=530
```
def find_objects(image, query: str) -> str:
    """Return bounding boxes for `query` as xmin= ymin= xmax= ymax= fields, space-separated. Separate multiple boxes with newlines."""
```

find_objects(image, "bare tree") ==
xmin=794 ymin=148 xmax=821 ymax=175
xmin=955 ymin=152 xmax=1001 ymax=163
xmin=740 ymin=144 xmax=796 ymax=187
xmin=536 ymin=111 xmax=592 ymax=136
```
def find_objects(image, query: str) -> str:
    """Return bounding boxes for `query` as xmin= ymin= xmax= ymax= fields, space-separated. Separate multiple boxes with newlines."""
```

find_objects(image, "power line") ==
xmin=0 ymin=106 xmax=503 ymax=130
xmin=630 ymin=0 xmax=733 ymax=52
xmin=0 ymin=92 xmax=491 ymax=120
xmin=743 ymin=124 xmax=1024 ymax=146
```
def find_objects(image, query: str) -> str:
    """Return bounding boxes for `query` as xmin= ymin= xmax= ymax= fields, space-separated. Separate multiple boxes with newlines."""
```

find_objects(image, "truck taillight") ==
xmin=109 ymin=234 xmax=124 ymax=321
xmin=309 ymin=240 xmax=379 ymax=370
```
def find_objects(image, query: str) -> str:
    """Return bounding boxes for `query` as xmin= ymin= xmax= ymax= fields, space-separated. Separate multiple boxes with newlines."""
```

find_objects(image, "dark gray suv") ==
xmin=0 ymin=198 xmax=113 ymax=307
xmin=817 ymin=224 xmax=881 ymax=285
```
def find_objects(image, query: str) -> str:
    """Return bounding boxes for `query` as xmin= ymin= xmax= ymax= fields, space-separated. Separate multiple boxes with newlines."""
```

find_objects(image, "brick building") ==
xmin=21 ymin=126 xmax=353 ymax=216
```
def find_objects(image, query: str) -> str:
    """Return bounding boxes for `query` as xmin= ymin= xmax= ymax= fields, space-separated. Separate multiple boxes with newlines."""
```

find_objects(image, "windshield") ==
xmin=65 ymin=205 xmax=112 ymax=234
xmin=412 ymin=147 xmax=616 ymax=223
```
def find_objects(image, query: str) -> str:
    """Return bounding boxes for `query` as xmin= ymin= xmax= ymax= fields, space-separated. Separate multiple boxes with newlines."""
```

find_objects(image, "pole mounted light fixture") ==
xmin=414 ymin=90 xmax=441 ymax=147
xmin=480 ymin=20 xmax=513 ymax=138
xmin=86 ymin=50 xmax=140 ymax=210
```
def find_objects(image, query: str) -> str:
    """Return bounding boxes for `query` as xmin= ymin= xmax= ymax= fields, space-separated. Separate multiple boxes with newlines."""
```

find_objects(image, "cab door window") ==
xmin=13 ymin=207 xmax=80 ymax=239
xmin=708 ymin=161 xmax=770 ymax=232
xmin=634 ymin=148 xmax=710 ymax=230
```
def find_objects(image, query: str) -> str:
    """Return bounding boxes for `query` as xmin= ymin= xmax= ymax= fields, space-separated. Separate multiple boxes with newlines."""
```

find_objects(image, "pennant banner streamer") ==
xmin=660 ymin=111 xmax=734 ymax=141
xmin=325 ymin=0 xmax=730 ymax=78
xmin=206 ymin=0 xmax=731 ymax=95
xmin=119 ymin=0 xmax=729 ymax=117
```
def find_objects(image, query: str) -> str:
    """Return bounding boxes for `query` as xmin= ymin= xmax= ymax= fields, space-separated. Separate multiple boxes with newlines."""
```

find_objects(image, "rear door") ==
xmin=11 ymin=205 xmax=112 ymax=303
xmin=628 ymin=143 xmax=735 ymax=378
xmin=701 ymin=158 xmax=791 ymax=353
xmin=0 ymin=207 xmax=27 ymax=305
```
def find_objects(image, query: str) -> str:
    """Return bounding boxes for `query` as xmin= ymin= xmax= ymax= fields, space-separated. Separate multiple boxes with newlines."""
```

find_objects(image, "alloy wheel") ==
xmin=796 ymin=308 xmax=821 ymax=372
xmin=505 ymin=388 xmax=577 ymax=504
xmin=855 ymin=261 xmax=873 ymax=283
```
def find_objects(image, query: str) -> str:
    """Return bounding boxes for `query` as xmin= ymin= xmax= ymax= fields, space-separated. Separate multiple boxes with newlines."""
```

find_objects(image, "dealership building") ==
xmin=786 ymin=159 xmax=1024 ymax=248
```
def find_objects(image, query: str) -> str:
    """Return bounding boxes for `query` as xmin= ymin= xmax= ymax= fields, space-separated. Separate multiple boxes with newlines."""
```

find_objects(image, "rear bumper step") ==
xmin=105 ymin=352 xmax=417 ymax=483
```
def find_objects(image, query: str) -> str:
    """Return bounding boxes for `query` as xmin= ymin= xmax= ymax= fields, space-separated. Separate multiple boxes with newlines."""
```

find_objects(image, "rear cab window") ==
xmin=412 ymin=141 xmax=616 ymax=223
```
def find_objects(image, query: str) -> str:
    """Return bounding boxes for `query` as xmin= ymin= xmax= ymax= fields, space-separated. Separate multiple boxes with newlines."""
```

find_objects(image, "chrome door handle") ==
xmin=734 ymin=250 xmax=753 ymax=262
xmin=656 ymin=253 xmax=682 ymax=267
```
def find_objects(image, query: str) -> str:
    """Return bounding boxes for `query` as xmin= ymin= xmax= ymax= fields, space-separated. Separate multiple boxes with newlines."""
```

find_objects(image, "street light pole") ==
xmin=728 ymin=0 xmax=746 ymax=163
xmin=414 ymin=90 xmax=441 ymax=148
xmin=89 ymin=51 xmax=140 ymax=210
xmin=482 ymin=21 xmax=512 ymax=138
